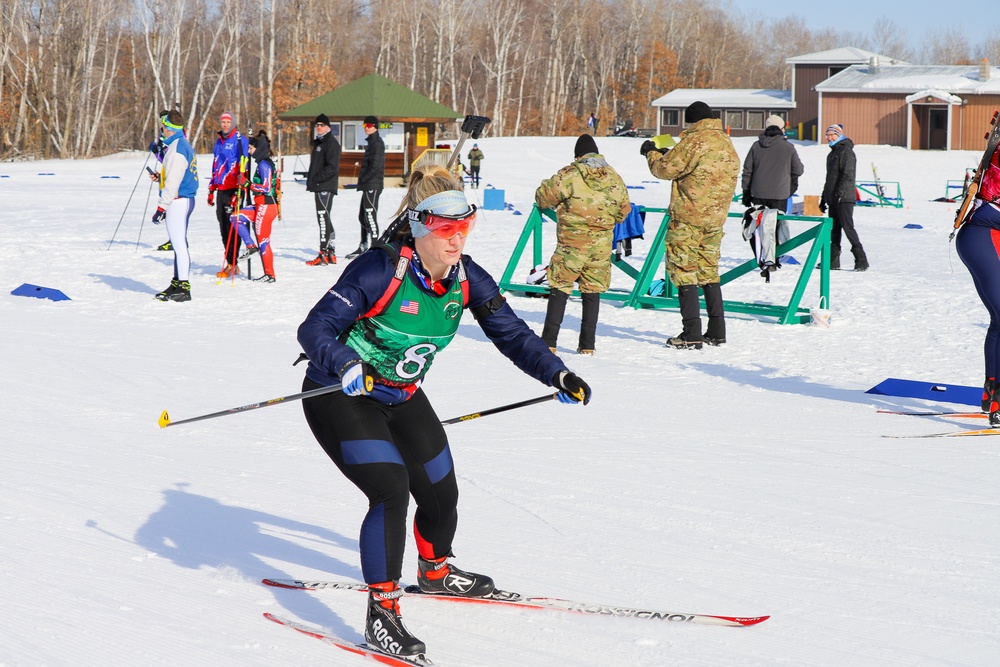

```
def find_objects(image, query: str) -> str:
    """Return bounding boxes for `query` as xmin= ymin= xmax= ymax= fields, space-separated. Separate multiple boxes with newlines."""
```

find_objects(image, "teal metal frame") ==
xmin=497 ymin=205 xmax=832 ymax=325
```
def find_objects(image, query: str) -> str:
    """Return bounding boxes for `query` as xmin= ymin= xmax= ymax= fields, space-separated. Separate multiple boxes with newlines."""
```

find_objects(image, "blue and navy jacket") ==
xmin=157 ymin=132 xmax=198 ymax=208
xmin=210 ymin=129 xmax=249 ymax=192
xmin=297 ymin=240 xmax=567 ymax=400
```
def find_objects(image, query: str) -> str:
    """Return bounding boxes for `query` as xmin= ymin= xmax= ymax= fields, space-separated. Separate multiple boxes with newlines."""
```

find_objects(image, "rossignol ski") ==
xmin=951 ymin=110 xmax=1000 ymax=239
xmin=261 ymin=578 xmax=769 ymax=627
xmin=264 ymin=612 xmax=435 ymax=666
xmin=883 ymin=427 xmax=1000 ymax=439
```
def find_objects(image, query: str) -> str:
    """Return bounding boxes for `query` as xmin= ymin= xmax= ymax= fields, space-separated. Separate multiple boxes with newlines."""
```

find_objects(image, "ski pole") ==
xmin=440 ymin=393 xmax=558 ymax=425
xmin=135 ymin=177 xmax=155 ymax=253
xmin=159 ymin=383 xmax=346 ymax=428
xmin=160 ymin=388 xmax=556 ymax=430
xmin=107 ymin=153 xmax=152 ymax=250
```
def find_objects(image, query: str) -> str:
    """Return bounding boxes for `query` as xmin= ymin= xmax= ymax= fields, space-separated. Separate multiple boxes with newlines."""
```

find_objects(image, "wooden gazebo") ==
xmin=279 ymin=73 xmax=463 ymax=183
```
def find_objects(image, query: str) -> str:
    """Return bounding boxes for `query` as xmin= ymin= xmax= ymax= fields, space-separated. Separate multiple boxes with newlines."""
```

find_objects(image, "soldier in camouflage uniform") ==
xmin=536 ymin=134 xmax=631 ymax=354
xmin=641 ymin=101 xmax=739 ymax=349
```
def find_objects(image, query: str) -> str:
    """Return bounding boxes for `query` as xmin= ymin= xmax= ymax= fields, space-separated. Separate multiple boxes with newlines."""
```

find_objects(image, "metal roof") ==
xmin=785 ymin=47 xmax=907 ymax=66
xmin=651 ymin=88 xmax=793 ymax=108
xmin=816 ymin=64 xmax=1000 ymax=94
xmin=279 ymin=73 xmax=463 ymax=122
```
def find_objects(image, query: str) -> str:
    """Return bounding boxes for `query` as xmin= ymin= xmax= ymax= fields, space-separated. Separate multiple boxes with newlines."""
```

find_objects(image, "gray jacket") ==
xmin=741 ymin=128 xmax=804 ymax=201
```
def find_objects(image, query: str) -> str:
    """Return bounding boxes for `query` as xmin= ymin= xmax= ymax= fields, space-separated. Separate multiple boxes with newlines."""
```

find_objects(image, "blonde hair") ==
xmin=395 ymin=165 xmax=463 ymax=218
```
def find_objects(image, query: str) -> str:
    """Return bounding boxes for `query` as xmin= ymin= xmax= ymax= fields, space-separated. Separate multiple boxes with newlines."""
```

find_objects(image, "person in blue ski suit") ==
xmin=296 ymin=164 xmax=592 ymax=659
xmin=208 ymin=112 xmax=250 ymax=276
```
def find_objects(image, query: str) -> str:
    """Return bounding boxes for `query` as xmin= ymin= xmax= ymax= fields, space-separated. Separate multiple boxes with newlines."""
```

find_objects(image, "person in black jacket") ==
xmin=741 ymin=115 xmax=803 ymax=211
xmin=346 ymin=115 xmax=385 ymax=259
xmin=306 ymin=113 xmax=341 ymax=265
xmin=820 ymin=124 xmax=869 ymax=271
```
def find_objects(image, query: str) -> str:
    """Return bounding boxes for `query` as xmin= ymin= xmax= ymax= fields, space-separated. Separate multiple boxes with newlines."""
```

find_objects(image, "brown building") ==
xmin=785 ymin=47 xmax=906 ymax=142
xmin=650 ymin=89 xmax=793 ymax=138
xmin=816 ymin=59 xmax=1000 ymax=150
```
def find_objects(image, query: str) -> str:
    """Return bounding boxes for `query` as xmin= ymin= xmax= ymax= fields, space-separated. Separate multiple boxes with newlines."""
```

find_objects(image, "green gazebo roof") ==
xmin=280 ymin=73 xmax=462 ymax=122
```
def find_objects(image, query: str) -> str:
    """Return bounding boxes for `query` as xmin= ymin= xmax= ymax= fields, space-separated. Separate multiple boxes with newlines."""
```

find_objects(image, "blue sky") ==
xmin=726 ymin=0 xmax=997 ymax=51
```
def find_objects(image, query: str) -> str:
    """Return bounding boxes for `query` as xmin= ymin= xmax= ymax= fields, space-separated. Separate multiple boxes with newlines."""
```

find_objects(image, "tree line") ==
xmin=2 ymin=0 xmax=998 ymax=159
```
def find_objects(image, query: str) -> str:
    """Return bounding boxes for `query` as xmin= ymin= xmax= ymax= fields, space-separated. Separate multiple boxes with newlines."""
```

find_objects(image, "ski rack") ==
xmin=497 ymin=205 xmax=832 ymax=325
xmin=855 ymin=181 xmax=904 ymax=208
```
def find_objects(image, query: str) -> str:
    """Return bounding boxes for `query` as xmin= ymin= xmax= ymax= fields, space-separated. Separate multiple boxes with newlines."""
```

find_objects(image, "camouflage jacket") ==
xmin=535 ymin=153 xmax=631 ymax=246
xmin=646 ymin=118 xmax=739 ymax=228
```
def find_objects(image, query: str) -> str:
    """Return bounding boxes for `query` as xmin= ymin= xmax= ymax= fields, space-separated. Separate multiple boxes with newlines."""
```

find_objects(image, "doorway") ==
xmin=928 ymin=108 xmax=948 ymax=150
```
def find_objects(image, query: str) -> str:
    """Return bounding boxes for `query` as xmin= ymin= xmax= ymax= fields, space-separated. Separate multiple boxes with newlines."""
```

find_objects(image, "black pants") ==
xmin=470 ymin=165 xmax=480 ymax=187
xmin=830 ymin=201 xmax=862 ymax=251
xmin=751 ymin=197 xmax=786 ymax=212
xmin=357 ymin=189 xmax=382 ymax=246
xmin=314 ymin=192 xmax=335 ymax=252
xmin=301 ymin=378 xmax=458 ymax=584
xmin=215 ymin=188 xmax=240 ymax=263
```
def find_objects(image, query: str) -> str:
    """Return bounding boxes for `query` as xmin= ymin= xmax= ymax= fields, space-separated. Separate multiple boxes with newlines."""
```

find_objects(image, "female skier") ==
xmin=231 ymin=131 xmax=278 ymax=282
xmin=296 ymin=165 xmax=591 ymax=659
xmin=956 ymin=140 xmax=1000 ymax=425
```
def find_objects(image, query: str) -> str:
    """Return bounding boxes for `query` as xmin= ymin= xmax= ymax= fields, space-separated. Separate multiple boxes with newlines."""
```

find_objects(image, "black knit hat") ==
xmin=363 ymin=115 xmax=379 ymax=126
xmin=315 ymin=113 xmax=330 ymax=125
xmin=574 ymin=134 xmax=599 ymax=158
xmin=684 ymin=101 xmax=713 ymax=124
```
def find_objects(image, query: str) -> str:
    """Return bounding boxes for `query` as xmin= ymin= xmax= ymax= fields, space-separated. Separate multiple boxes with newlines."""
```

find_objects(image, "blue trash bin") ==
xmin=483 ymin=189 xmax=505 ymax=210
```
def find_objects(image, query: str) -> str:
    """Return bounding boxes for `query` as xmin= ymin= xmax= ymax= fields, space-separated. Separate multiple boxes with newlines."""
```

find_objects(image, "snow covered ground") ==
xmin=2 ymin=132 xmax=998 ymax=666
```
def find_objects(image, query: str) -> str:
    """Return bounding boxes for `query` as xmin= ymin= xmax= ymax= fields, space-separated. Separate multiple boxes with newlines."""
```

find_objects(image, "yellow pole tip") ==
xmin=158 ymin=410 xmax=171 ymax=428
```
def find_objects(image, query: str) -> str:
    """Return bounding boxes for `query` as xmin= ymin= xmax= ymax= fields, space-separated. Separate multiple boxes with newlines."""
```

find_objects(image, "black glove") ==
xmin=790 ymin=177 xmax=799 ymax=197
xmin=819 ymin=200 xmax=827 ymax=214
xmin=553 ymin=371 xmax=592 ymax=405
xmin=741 ymin=190 xmax=752 ymax=207
xmin=639 ymin=140 xmax=658 ymax=157
xmin=151 ymin=207 xmax=166 ymax=224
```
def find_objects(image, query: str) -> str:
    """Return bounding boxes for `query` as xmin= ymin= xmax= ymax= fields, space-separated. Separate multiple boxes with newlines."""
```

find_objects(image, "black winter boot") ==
xmin=702 ymin=283 xmax=726 ymax=346
xmin=666 ymin=285 xmax=704 ymax=349
xmin=851 ymin=246 xmax=869 ymax=272
xmin=830 ymin=245 xmax=841 ymax=270
xmin=541 ymin=289 xmax=569 ymax=350
xmin=983 ymin=378 xmax=997 ymax=413
xmin=578 ymin=292 xmax=600 ymax=353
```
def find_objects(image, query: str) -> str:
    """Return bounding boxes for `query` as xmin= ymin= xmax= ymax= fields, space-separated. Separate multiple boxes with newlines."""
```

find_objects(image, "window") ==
xmin=341 ymin=120 xmax=405 ymax=151
xmin=725 ymin=110 xmax=743 ymax=130
xmin=747 ymin=111 xmax=764 ymax=130
xmin=769 ymin=111 xmax=787 ymax=124
xmin=661 ymin=109 xmax=679 ymax=126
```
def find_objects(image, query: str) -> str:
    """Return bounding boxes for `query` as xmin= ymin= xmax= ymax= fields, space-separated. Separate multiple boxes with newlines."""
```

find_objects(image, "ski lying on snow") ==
xmin=263 ymin=612 xmax=435 ymax=666
xmin=883 ymin=428 xmax=1000 ymax=438
xmin=262 ymin=578 xmax=769 ymax=627
xmin=876 ymin=409 xmax=986 ymax=418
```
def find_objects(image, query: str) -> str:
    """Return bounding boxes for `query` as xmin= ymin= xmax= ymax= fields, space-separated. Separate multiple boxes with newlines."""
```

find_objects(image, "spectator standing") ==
xmin=536 ymin=134 xmax=631 ymax=355
xmin=306 ymin=113 xmax=341 ymax=265
xmin=208 ymin=112 xmax=249 ymax=278
xmin=641 ymin=101 xmax=740 ymax=349
xmin=151 ymin=110 xmax=198 ymax=302
xmin=346 ymin=115 xmax=385 ymax=259
xmin=820 ymin=124 xmax=868 ymax=271
xmin=231 ymin=131 xmax=279 ymax=282
xmin=587 ymin=113 xmax=599 ymax=136
xmin=467 ymin=143 xmax=484 ymax=189
xmin=741 ymin=115 xmax=803 ymax=212
xmin=296 ymin=164 xmax=591 ymax=659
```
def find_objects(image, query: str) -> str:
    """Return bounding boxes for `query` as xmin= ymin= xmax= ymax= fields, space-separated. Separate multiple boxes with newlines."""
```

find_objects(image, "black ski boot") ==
xmin=983 ymin=378 xmax=997 ymax=413
xmin=345 ymin=244 xmax=369 ymax=260
xmin=156 ymin=240 xmax=172 ymax=251
xmin=417 ymin=555 xmax=495 ymax=598
xmin=253 ymin=274 xmax=276 ymax=283
xmin=155 ymin=279 xmax=191 ymax=302
xmin=365 ymin=582 xmax=426 ymax=658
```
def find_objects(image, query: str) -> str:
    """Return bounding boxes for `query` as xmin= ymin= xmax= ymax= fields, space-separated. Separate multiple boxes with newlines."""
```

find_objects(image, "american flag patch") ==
xmin=400 ymin=300 xmax=419 ymax=315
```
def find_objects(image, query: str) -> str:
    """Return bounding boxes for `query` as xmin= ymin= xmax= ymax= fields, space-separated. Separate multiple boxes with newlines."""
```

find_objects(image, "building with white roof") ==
xmin=650 ymin=89 xmax=794 ymax=138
